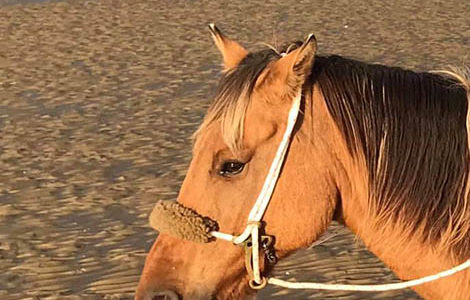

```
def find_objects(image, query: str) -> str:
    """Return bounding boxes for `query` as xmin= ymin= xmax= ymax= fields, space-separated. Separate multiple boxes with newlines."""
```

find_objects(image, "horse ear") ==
xmin=209 ymin=24 xmax=248 ymax=70
xmin=271 ymin=34 xmax=317 ymax=94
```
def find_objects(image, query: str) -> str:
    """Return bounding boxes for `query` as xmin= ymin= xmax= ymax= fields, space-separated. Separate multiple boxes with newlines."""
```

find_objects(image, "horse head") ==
xmin=135 ymin=25 xmax=344 ymax=300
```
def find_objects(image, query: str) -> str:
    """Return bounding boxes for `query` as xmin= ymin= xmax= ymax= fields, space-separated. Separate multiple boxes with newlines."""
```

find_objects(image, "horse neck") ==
xmin=340 ymin=182 xmax=470 ymax=299
xmin=314 ymin=98 xmax=470 ymax=300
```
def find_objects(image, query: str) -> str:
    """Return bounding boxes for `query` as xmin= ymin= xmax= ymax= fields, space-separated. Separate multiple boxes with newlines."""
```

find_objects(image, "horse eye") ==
xmin=219 ymin=161 xmax=245 ymax=177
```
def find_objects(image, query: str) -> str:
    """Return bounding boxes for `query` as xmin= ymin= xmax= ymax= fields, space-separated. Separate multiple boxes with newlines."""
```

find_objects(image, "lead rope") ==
xmin=209 ymin=90 xmax=470 ymax=291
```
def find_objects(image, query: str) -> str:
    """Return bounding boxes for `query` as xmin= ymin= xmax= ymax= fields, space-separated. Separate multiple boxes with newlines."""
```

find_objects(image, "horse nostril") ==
xmin=152 ymin=290 xmax=180 ymax=300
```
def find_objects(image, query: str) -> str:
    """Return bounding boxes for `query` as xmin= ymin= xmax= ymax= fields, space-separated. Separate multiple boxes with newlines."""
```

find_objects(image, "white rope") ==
xmin=208 ymin=90 xmax=470 ymax=291
xmin=268 ymin=259 xmax=470 ymax=291
xmin=252 ymin=225 xmax=261 ymax=283
xmin=210 ymin=231 xmax=236 ymax=241
xmin=247 ymin=91 xmax=301 ymax=222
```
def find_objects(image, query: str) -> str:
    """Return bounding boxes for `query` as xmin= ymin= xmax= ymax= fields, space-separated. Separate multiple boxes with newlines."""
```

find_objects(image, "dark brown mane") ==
xmin=199 ymin=45 xmax=470 ymax=259
xmin=315 ymin=56 xmax=470 ymax=260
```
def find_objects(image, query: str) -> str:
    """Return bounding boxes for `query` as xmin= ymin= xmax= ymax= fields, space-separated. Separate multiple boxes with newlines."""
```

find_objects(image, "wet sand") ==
xmin=0 ymin=0 xmax=468 ymax=299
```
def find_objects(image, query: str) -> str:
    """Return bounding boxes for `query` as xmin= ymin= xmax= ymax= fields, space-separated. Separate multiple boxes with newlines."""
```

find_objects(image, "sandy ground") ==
xmin=0 ymin=0 xmax=468 ymax=299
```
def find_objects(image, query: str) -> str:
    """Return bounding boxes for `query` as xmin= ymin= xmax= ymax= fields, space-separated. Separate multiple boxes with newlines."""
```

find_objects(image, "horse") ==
xmin=135 ymin=24 xmax=470 ymax=300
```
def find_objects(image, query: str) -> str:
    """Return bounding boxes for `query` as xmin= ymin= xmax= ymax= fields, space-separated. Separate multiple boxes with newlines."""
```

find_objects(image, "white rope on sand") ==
xmin=267 ymin=259 xmax=470 ymax=291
